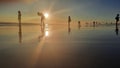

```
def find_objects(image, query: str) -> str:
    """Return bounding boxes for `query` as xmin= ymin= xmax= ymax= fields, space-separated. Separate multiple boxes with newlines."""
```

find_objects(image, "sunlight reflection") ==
xmin=45 ymin=24 xmax=48 ymax=27
xmin=45 ymin=31 xmax=49 ymax=37
xmin=30 ymin=36 xmax=45 ymax=67
xmin=45 ymin=24 xmax=49 ymax=37
xmin=30 ymin=23 xmax=50 ymax=66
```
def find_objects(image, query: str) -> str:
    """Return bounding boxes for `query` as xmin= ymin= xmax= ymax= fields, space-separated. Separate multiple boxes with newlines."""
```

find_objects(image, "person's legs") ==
xmin=116 ymin=20 xmax=119 ymax=32
xmin=116 ymin=21 xmax=118 ymax=28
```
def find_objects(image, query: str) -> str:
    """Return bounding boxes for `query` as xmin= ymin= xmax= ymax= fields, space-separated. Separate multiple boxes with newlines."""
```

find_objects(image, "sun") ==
xmin=44 ymin=13 xmax=49 ymax=18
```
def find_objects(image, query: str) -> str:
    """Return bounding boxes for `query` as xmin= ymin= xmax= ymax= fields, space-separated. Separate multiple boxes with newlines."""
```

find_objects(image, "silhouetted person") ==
xmin=38 ymin=12 xmax=45 ymax=27
xmin=38 ymin=12 xmax=45 ymax=35
xmin=115 ymin=14 xmax=119 ymax=31
xmin=18 ymin=10 xmax=21 ymax=22
xmin=18 ymin=10 xmax=22 ymax=43
xmin=68 ymin=16 xmax=71 ymax=27
xmin=115 ymin=14 xmax=119 ymax=36
xmin=93 ymin=21 xmax=95 ymax=27
xmin=78 ymin=21 xmax=81 ymax=29
xmin=18 ymin=10 xmax=22 ymax=33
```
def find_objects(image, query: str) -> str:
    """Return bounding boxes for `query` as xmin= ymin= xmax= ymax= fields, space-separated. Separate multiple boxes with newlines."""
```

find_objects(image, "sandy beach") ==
xmin=0 ymin=23 xmax=120 ymax=68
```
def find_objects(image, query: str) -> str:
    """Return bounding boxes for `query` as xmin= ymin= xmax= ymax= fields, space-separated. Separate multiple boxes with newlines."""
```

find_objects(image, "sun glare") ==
xmin=45 ymin=31 xmax=49 ymax=37
xmin=44 ymin=13 xmax=49 ymax=18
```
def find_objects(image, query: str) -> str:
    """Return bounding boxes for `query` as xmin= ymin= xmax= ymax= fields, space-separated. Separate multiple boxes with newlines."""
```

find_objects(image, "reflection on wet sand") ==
xmin=115 ymin=26 xmax=119 ymax=36
xmin=39 ymin=24 xmax=49 ymax=39
xmin=1 ymin=23 xmax=120 ymax=68
xmin=45 ymin=24 xmax=49 ymax=37
xmin=41 ymin=25 xmax=45 ymax=36
xmin=45 ymin=30 xmax=49 ymax=37
xmin=19 ymin=32 xmax=22 ymax=43
xmin=32 ymin=24 xmax=50 ymax=67
xmin=68 ymin=26 xmax=71 ymax=35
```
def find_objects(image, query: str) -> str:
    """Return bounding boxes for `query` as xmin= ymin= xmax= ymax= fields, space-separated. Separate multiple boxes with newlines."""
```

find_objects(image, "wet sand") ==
xmin=0 ymin=24 xmax=120 ymax=68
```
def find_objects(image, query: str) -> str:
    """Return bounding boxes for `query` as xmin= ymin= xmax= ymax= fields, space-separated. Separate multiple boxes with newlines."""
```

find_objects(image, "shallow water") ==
xmin=0 ymin=24 xmax=120 ymax=68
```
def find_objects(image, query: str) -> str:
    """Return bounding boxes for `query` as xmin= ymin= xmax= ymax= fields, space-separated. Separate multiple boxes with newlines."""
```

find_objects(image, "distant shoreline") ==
xmin=0 ymin=22 xmax=40 ymax=26
xmin=0 ymin=22 xmax=117 ymax=27
xmin=0 ymin=22 xmax=68 ymax=27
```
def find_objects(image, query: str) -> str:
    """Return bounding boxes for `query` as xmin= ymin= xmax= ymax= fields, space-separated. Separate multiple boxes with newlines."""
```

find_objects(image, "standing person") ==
xmin=115 ymin=14 xmax=119 ymax=30
xmin=68 ymin=16 xmax=71 ymax=27
xmin=115 ymin=14 xmax=119 ymax=35
xmin=78 ymin=21 xmax=81 ymax=29
xmin=41 ymin=13 xmax=45 ymax=27
xmin=18 ymin=10 xmax=22 ymax=33
xmin=18 ymin=11 xmax=21 ymax=23
xmin=18 ymin=10 xmax=22 ymax=43
xmin=38 ymin=12 xmax=45 ymax=36
xmin=93 ymin=21 xmax=95 ymax=27
xmin=38 ymin=12 xmax=45 ymax=27
xmin=18 ymin=11 xmax=21 ymax=29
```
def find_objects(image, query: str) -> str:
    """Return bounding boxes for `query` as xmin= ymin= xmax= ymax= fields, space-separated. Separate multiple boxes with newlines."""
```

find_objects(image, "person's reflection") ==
xmin=41 ymin=26 xmax=45 ymax=35
xmin=41 ymin=25 xmax=45 ymax=36
xmin=68 ymin=26 xmax=71 ymax=35
xmin=38 ymin=26 xmax=44 ymax=41
xmin=115 ymin=26 xmax=119 ymax=36
xmin=19 ymin=31 xmax=22 ymax=43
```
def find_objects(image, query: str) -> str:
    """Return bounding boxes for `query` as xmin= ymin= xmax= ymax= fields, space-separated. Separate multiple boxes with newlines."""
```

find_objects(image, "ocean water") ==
xmin=0 ymin=24 xmax=120 ymax=68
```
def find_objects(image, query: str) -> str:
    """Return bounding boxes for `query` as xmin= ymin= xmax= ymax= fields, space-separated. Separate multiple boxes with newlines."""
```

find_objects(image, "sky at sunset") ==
xmin=0 ymin=0 xmax=120 ymax=23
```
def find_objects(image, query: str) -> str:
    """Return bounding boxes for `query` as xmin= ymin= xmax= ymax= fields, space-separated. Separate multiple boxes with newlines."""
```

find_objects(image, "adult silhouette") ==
xmin=38 ymin=12 xmax=45 ymax=36
xmin=18 ymin=11 xmax=21 ymax=22
xmin=38 ymin=12 xmax=45 ymax=27
xmin=115 ymin=14 xmax=119 ymax=36
xmin=78 ymin=21 xmax=81 ymax=29
xmin=115 ymin=14 xmax=119 ymax=30
xmin=93 ymin=21 xmax=96 ymax=27
xmin=18 ymin=10 xmax=22 ymax=32
xmin=68 ymin=16 xmax=71 ymax=27
xmin=18 ymin=10 xmax=22 ymax=43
